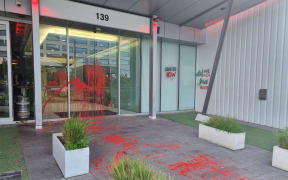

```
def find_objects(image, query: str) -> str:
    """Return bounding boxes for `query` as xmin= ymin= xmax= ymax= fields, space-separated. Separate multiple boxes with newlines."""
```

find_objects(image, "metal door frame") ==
xmin=0 ymin=20 xmax=14 ymax=124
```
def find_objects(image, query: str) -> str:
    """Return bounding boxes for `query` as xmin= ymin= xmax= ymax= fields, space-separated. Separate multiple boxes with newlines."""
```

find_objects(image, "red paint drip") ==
xmin=145 ymin=144 xmax=181 ymax=150
xmin=42 ymin=62 xmax=108 ymax=119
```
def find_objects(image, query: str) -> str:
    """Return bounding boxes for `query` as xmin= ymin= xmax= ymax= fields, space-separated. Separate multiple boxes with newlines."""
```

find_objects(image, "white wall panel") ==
xmin=158 ymin=21 xmax=206 ymax=44
xmin=5 ymin=0 xmax=31 ymax=15
xmin=180 ymin=26 xmax=195 ymax=42
xmin=40 ymin=0 xmax=150 ymax=34
xmin=164 ymin=22 xmax=180 ymax=40
xmin=0 ymin=0 xmax=4 ymax=12
xmin=196 ymin=0 xmax=288 ymax=129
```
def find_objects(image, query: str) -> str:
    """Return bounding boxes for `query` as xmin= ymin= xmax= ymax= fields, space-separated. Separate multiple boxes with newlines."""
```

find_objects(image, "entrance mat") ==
xmin=55 ymin=110 xmax=117 ymax=118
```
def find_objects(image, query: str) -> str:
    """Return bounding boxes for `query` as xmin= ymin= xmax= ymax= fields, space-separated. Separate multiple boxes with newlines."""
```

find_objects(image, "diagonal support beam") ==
xmin=202 ymin=0 xmax=233 ymax=114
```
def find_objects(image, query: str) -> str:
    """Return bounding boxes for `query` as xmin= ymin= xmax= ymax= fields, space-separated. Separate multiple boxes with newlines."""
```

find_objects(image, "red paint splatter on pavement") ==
xmin=105 ymin=134 xmax=126 ymax=144
xmin=39 ymin=60 xmax=248 ymax=180
xmin=145 ymin=144 xmax=181 ymax=150
xmin=142 ymin=153 xmax=153 ymax=160
xmin=169 ymin=154 xmax=247 ymax=180
xmin=156 ymin=161 xmax=166 ymax=165
xmin=104 ymin=134 xmax=141 ymax=161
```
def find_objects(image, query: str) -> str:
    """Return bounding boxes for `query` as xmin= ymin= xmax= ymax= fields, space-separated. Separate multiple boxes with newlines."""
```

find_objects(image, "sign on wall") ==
xmin=196 ymin=69 xmax=210 ymax=90
xmin=40 ymin=0 xmax=150 ymax=34
xmin=165 ymin=66 xmax=177 ymax=80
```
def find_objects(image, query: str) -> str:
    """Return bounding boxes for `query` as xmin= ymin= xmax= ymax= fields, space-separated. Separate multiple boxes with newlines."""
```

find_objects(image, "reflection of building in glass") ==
xmin=40 ymin=33 xmax=128 ymax=67
xmin=0 ymin=27 xmax=7 ymax=57
xmin=0 ymin=25 xmax=9 ymax=117
xmin=40 ymin=32 xmax=134 ymax=81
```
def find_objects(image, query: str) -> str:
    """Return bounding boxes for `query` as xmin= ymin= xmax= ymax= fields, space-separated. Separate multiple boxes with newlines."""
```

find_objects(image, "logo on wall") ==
xmin=196 ymin=69 xmax=210 ymax=90
xmin=165 ymin=67 xmax=177 ymax=80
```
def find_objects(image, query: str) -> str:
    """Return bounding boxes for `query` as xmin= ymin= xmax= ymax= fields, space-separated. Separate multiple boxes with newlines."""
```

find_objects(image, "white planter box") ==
xmin=199 ymin=124 xmax=245 ymax=150
xmin=272 ymin=146 xmax=288 ymax=171
xmin=52 ymin=133 xmax=89 ymax=178
xmin=195 ymin=114 xmax=210 ymax=123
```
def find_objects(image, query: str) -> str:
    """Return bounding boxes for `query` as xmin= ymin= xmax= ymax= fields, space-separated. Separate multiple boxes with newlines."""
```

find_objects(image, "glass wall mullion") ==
xmin=117 ymin=35 xmax=121 ymax=115
xmin=177 ymin=44 xmax=180 ymax=111
xmin=66 ymin=23 xmax=70 ymax=118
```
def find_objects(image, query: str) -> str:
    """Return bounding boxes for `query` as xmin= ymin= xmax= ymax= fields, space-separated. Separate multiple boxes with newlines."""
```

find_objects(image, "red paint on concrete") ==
xmin=39 ymin=61 xmax=248 ymax=180
xmin=169 ymin=154 xmax=247 ymax=180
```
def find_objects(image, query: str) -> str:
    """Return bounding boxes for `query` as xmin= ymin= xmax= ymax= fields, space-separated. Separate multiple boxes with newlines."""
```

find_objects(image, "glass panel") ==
xmin=161 ymin=41 xmax=179 ymax=111
xmin=0 ymin=24 xmax=9 ymax=118
xmin=40 ymin=24 xmax=68 ymax=119
xmin=140 ymin=38 xmax=149 ymax=113
xmin=120 ymin=37 xmax=141 ymax=114
xmin=10 ymin=22 xmax=35 ymax=120
xmin=69 ymin=27 xmax=118 ymax=117
xmin=179 ymin=45 xmax=196 ymax=110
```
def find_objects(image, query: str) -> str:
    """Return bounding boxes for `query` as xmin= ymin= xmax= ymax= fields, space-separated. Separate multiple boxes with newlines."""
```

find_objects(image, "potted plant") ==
xmin=199 ymin=116 xmax=245 ymax=150
xmin=272 ymin=129 xmax=288 ymax=171
xmin=52 ymin=117 xmax=90 ymax=178
xmin=110 ymin=156 xmax=173 ymax=180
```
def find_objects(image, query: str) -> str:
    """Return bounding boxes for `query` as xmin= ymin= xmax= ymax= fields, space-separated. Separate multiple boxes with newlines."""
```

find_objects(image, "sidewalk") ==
xmin=19 ymin=116 xmax=288 ymax=180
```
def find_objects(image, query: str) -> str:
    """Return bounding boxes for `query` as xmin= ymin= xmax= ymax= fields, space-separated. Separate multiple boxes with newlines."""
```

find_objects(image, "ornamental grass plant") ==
xmin=205 ymin=116 xmax=244 ymax=133
xmin=110 ymin=156 xmax=173 ymax=180
xmin=278 ymin=129 xmax=288 ymax=150
xmin=62 ymin=117 xmax=89 ymax=150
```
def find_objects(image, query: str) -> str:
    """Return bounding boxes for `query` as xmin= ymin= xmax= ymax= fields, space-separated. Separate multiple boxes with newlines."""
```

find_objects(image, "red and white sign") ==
xmin=165 ymin=67 xmax=177 ymax=80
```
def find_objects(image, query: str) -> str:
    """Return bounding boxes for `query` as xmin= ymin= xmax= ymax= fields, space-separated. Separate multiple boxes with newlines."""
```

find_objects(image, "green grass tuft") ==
xmin=205 ymin=116 xmax=244 ymax=133
xmin=110 ymin=156 xmax=173 ymax=180
xmin=278 ymin=129 xmax=288 ymax=150
xmin=160 ymin=113 xmax=279 ymax=151
xmin=160 ymin=113 xmax=199 ymax=127
xmin=63 ymin=117 xmax=89 ymax=150
xmin=0 ymin=126 xmax=28 ymax=180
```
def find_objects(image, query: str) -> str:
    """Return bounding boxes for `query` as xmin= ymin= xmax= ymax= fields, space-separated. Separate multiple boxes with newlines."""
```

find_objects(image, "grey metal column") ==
xmin=202 ymin=0 xmax=233 ymax=114
xmin=149 ymin=19 xmax=158 ymax=119
xmin=31 ymin=0 xmax=42 ymax=129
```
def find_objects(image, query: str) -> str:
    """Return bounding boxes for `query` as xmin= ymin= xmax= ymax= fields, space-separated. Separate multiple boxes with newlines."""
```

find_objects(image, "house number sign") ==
xmin=96 ymin=13 xmax=109 ymax=21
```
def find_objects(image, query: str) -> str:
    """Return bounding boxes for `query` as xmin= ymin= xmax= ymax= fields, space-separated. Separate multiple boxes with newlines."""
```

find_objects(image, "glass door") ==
xmin=0 ymin=21 xmax=13 ymax=123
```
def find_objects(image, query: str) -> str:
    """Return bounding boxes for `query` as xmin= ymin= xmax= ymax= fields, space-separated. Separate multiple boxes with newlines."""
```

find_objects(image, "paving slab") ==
xmin=18 ymin=115 xmax=288 ymax=180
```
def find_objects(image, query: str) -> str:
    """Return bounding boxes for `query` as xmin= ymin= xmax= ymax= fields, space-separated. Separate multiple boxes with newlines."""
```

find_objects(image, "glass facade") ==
xmin=161 ymin=41 xmax=179 ymax=111
xmin=179 ymin=45 xmax=196 ymax=110
xmin=40 ymin=24 xmax=68 ymax=119
xmin=40 ymin=22 xmax=142 ymax=119
xmin=37 ymin=21 xmax=197 ymax=120
xmin=120 ymin=37 xmax=141 ymax=114
xmin=0 ymin=24 xmax=9 ymax=118
xmin=68 ymin=27 xmax=119 ymax=116
xmin=10 ymin=22 xmax=35 ymax=120
xmin=140 ymin=39 xmax=196 ymax=113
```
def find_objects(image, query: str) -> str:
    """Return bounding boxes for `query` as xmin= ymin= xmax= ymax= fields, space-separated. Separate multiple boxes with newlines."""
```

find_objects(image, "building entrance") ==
xmin=0 ymin=20 xmax=13 ymax=124
xmin=40 ymin=22 xmax=141 ymax=120
xmin=10 ymin=22 xmax=35 ymax=121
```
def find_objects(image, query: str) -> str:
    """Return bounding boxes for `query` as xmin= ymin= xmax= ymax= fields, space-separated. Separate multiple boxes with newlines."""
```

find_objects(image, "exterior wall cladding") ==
xmin=196 ymin=0 xmax=288 ymax=129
